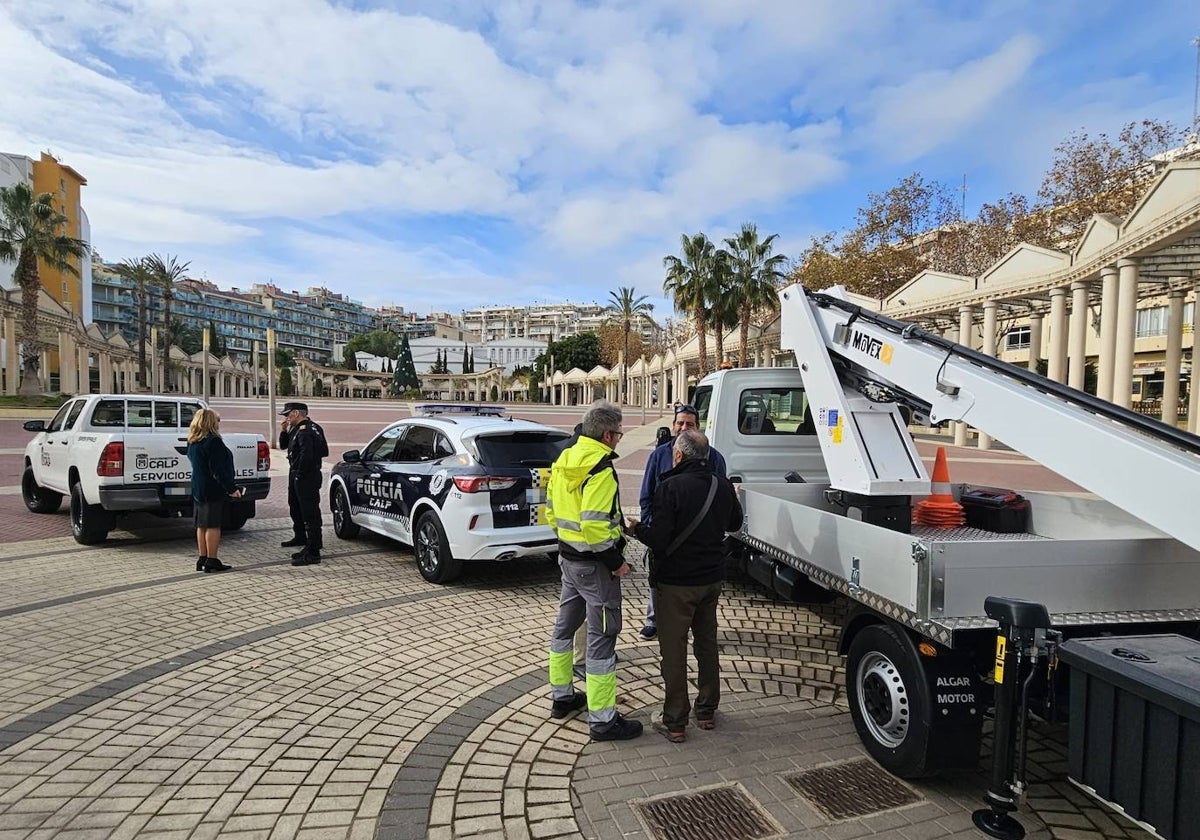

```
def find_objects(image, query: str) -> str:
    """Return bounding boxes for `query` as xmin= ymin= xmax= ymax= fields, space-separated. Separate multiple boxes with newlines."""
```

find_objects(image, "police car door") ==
xmin=390 ymin=424 xmax=455 ymax=543
xmin=353 ymin=426 xmax=404 ymax=532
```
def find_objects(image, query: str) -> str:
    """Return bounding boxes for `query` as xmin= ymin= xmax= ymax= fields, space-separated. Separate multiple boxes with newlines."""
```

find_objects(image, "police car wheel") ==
xmin=414 ymin=511 xmax=462 ymax=584
xmin=331 ymin=485 xmax=360 ymax=539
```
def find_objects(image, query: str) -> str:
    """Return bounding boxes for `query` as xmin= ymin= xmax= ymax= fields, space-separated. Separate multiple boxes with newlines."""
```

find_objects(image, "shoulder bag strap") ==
xmin=666 ymin=476 xmax=718 ymax=556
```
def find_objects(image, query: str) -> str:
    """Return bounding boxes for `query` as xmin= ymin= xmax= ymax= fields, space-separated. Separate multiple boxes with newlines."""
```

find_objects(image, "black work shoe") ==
xmin=291 ymin=554 xmax=321 ymax=567
xmin=281 ymin=537 xmax=306 ymax=547
xmin=202 ymin=558 xmax=232 ymax=573
xmin=291 ymin=549 xmax=308 ymax=560
xmin=591 ymin=714 xmax=643 ymax=741
xmin=550 ymin=692 xmax=587 ymax=720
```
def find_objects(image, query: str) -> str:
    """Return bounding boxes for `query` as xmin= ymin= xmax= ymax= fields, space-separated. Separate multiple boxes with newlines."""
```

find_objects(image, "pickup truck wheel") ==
xmin=331 ymin=485 xmax=360 ymax=539
xmin=222 ymin=510 xmax=249 ymax=532
xmin=846 ymin=623 xmax=934 ymax=778
xmin=414 ymin=511 xmax=462 ymax=584
xmin=70 ymin=482 xmax=113 ymax=545
xmin=22 ymin=467 xmax=63 ymax=513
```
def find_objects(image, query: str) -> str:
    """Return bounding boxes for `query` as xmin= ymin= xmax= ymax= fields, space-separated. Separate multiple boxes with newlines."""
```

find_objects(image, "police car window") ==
xmin=401 ymin=426 xmax=439 ymax=461
xmin=434 ymin=435 xmax=454 ymax=459
xmin=362 ymin=432 xmax=401 ymax=462
xmin=474 ymin=431 xmax=571 ymax=468
xmin=91 ymin=399 xmax=125 ymax=428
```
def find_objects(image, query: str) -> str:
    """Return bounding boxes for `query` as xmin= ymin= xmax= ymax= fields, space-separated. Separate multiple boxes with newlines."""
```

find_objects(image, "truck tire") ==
xmin=222 ymin=504 xmax=250 ymax=532
xmin=22 ymin=466 xmax=63 ymax=513
xmin=331 ymin=485 xmax=360 ymax=539
xmin=846 ymin=622 xmax=934 ymax=778
xmin=414 ymin=511 xmax=462 ymax=584
xmin=70 ymin=482 xmax=113 ymax=545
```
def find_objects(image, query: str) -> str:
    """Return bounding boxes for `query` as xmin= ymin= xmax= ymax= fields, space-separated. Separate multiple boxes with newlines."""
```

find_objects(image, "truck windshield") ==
xmin=692 ymin=386 xmax=713 ymax=428
xmin=473 ymin=431 xmax=571 ymax=468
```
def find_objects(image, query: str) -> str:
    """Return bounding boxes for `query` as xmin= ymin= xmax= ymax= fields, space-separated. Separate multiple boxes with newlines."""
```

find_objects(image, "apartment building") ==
xmin=458 ymin=302 xmax=661 ymax=345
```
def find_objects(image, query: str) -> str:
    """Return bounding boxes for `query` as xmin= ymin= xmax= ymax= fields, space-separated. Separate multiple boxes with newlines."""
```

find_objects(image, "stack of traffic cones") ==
xmin=914 ymin=446 xmax=965 ymax=527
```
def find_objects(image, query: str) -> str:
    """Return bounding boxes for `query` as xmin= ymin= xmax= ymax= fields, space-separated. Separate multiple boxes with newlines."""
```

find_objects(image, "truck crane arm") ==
xmin=781 ymin=284 xmax=1200 ymax=552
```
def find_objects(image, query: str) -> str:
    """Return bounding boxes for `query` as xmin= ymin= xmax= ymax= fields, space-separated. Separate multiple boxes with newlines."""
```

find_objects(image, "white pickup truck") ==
xmin=21 ymin=394 xmax=272 ymax=544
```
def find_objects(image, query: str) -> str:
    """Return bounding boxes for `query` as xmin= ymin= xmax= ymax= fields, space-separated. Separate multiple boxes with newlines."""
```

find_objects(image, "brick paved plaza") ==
xmin=0 ymin=401 xmax=1153 ymax=840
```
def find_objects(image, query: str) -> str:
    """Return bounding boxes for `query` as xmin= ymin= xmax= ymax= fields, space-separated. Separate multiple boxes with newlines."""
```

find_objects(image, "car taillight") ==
xmin=453 ymin=476 xmax=519 ymax=493
xmin=97 ymin=442 xmax=124 ymax=477
xmin=257 ymin=441 xmax=270 ymax=472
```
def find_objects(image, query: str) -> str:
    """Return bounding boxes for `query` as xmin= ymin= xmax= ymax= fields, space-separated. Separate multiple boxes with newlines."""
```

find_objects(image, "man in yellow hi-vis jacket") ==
xmin=546 ymin=401 xmax=643 ymax=741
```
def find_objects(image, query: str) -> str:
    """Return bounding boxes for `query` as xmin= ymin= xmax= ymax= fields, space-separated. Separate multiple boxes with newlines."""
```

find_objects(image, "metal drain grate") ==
xmin=633 ymin=783 xmax=781 ymax=840
xmin=786 ymin=759 xmax=922 ymax=821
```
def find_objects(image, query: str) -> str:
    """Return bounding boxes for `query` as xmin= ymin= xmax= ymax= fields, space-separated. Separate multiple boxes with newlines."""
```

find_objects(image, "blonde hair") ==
xmin=188 ymin=408 xmax=221 ymax=443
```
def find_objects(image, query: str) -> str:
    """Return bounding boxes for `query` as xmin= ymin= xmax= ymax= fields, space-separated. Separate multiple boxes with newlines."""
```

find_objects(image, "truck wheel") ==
xmin=331 ymin=485 xmax=360 ymax=539
xmin=70 ymin=482 xmax=113 ymax=545
xmin=22 ymin=467 xmax=63 ymax=513
xmin=846 ymin=623 xmax=934 ymax=778
xmin=414 ymin=511 xmax=462 ymax=584
xmin=222 ymin=509 xmax=249 ymax=532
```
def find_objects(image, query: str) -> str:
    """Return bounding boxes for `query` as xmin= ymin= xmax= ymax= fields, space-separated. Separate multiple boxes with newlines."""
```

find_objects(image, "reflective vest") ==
xmin=546 ymin=435 xmax=621 ymax=560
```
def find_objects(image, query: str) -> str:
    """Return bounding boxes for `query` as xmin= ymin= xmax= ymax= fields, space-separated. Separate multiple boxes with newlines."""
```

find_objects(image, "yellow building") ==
xmin=30 ymin=152 xmax=89 ymax=318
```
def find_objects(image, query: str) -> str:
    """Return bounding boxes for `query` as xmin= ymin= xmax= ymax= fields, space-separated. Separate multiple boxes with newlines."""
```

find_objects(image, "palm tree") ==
xmin=145 ymin=253 xmax=189 ymax=392
xmin=724 ymin=223 xmax=788 ymax=367
xmin=606 ymin=286 xmax=653 ymax=404
xmin=709 ymin=249 xmax=738 ymax=367
xmin=0 ymin=183 xmax=89 ymax=395
xmin=663 ymin=233 xmax=717 ymax=378
xmin=114 ymin=257 xmax=153 ymax=389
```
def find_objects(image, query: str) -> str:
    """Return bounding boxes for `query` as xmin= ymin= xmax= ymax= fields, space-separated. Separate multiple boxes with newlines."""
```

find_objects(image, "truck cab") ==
xmin=690 ymin=368 xmax=828 ymax=485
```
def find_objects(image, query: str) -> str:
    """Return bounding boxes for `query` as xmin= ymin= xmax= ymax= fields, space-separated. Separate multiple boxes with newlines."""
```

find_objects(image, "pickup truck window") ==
xmin=180 ymin=402 xmax=202 ymax=427
xmin=127 ymin=400 xmax=153 ymax=429
xmin=693 ymin=386 xmax=713 ymax=428
xmin=154 ymin=402 xmax=178 ymax=428
xmin=46 ymin=402 xmax=75 ymax=433
xmin=91 ymin=399 xmax=126 ymax=428
xmin=63 ymin=400 xmax=86 ymax=431
xmin=738 ymin=388 xmax=813 ymax=435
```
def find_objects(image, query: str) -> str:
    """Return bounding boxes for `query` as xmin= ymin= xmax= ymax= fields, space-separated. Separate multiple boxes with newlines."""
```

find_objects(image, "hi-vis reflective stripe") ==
xmin=931 ymin=482 xmax=953 ymax=494
xmin=580 ymin=511 xmax=611 ymax=521
xmin=994 ymin=636 xmax=1006 ymax=684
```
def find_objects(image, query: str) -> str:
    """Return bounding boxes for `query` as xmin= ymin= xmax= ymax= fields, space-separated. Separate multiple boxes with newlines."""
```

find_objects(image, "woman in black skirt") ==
xmin=186 ymin=408 xmax=242 ymax=573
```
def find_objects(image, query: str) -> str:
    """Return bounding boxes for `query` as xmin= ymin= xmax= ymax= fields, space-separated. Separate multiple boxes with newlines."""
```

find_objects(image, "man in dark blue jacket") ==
xmin=636 ymin=404 xmax=726 ymax=640
xmin=629 ymin=430 xmax=742 ymax=741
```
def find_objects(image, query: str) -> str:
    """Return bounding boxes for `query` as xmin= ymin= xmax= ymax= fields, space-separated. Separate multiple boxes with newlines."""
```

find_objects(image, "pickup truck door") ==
xmin=42 ymin=399 xmax=86 ymax=492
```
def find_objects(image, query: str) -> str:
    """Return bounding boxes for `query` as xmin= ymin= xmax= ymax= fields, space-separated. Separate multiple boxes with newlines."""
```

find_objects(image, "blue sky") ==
xmin=1 ymin=0 xmax=1196 ymax=324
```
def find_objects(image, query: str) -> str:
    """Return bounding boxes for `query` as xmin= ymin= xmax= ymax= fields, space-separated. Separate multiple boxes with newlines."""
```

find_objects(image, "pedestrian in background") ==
xmin=278 ymin=402 xmax=329 ymax=566
xmin=628 ymin=430 xmax=742 ymax=743
xmin=636 ymin=403 xmax=727 ymax=640
xmin=545 ymin=401 xmax=642 ymax=742
xmin=186 ymin=408 xmax=242 ymax=573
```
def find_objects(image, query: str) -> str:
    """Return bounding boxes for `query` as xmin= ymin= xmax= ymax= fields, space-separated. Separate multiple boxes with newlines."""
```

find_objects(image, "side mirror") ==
xmin=23 ymin=420 xmax=46 ymax=432
xmin=655 ymin=426 xmax=671 ymax=447
xmin=342 ymin=449 xmax=362 ymax=463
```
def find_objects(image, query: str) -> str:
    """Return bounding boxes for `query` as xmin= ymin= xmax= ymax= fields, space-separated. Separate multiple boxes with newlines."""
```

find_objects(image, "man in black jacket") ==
xmin=627 ymin=430 xmax=742 ymax=742
xmin=279 ymin=402 xmax=329 ymax=566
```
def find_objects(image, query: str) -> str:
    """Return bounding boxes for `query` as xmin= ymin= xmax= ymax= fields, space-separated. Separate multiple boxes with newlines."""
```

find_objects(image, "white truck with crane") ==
xmin=687 ymin=284 xmax=1200 ymax=814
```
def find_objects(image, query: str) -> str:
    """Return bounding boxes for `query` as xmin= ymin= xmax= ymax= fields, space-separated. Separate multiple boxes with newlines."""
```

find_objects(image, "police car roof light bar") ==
xmin=415 ymin=404 xmax=506 ymax=417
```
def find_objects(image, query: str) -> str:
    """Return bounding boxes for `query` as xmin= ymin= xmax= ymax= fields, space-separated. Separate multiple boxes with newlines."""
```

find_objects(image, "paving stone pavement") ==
xmin=0 ymin=514 xmax=1157 ymax=840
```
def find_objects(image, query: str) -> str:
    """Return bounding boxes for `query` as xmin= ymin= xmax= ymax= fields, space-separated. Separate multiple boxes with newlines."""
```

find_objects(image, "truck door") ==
xmin=42 ymin=399 xmax=86 ymax=491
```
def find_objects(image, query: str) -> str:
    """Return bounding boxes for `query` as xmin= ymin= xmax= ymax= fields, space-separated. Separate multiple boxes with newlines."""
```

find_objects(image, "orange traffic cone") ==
xmin=914 ymin=447 xmax=965 ymax=527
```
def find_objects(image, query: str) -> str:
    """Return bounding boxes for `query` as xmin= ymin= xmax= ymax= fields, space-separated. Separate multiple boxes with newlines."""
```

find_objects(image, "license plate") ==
xmin=164 ymin=485 xmax=189 ymax=497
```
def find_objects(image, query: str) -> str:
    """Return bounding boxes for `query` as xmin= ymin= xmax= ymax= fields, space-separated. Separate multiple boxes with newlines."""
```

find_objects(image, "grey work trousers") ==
xmin=549 ymin=559 xmax=623 ymax=728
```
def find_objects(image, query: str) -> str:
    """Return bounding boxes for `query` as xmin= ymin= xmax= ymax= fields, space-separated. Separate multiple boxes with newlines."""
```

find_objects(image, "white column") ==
xmin=77 ymin=345 xmax=90 ymax=394
xmin=1162 ymin=287 xmax=1185 ymax=427
xmin=99 ymin=352 xmax=113 ymax=393
xmin=1047 ymin=287 xmax=1068 ymax=383
xmin=977 ymin=301 xmax=997 ymax=451
xmin=1112 ymin=258 xmax=1139 ymax=409
xmin=58 ymin=331 xmax=75 ymax=395
xmin=1097 ymin=266 xmax=1119 ymax=401
xmin=1027 ymin=313 xmax=1043 ymax=372
xmin=954 ymin=304 xmax=973 ymax=447
xmin=1190 ymin=284 xmax=1200 ymax=434
xmin=1068 ymin=281 xmax=1089 ymax=390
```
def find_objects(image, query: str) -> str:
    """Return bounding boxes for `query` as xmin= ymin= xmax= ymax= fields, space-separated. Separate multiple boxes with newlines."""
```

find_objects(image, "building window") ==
xmin=1004 ymin=326 xmax=1031 ymax=350
xmin=1136 ymin=303 xmax=1195 ymax=338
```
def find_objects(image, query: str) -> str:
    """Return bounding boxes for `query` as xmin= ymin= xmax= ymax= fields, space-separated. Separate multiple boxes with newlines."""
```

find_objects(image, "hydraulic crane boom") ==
xmin=780 ymin=284 xmax=1200 ymax=553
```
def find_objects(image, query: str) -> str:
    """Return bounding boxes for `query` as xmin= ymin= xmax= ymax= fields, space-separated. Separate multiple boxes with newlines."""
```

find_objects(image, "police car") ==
xmin=329 ymin=405 xmax=571 ymax=583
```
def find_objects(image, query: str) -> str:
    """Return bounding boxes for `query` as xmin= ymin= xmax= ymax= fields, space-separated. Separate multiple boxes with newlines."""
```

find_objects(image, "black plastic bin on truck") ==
xmin=1058 ymin=635 xmax=1200 ymax=840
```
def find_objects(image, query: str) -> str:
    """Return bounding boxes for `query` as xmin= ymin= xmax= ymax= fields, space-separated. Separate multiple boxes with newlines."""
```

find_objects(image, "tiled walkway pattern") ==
xmin=0 ymin=516 xmax=1155 ymax=840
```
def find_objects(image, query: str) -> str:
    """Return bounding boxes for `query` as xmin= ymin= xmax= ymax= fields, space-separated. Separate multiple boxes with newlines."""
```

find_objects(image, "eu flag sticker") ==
xmin=828 ymin=409 xmax=839 ymax=427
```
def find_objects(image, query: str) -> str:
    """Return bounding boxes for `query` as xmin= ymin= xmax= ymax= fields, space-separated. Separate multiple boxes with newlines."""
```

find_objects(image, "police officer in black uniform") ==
xmin=278 ymin=402 xmax=329 ymax=566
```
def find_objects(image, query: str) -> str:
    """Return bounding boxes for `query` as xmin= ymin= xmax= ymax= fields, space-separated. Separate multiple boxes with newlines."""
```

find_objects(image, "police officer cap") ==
xmin=279 ymin=401 xmax=308 ymax=415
